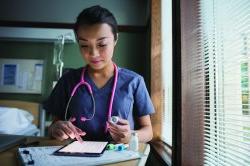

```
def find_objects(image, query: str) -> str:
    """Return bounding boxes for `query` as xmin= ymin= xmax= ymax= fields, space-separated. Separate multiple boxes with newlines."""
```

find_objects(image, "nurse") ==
xmin=44 ymin=5 xmax=155 ymax=143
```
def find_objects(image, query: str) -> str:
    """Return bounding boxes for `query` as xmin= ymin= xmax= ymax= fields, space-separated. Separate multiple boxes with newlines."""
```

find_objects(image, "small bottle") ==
xmin=129 ymin=131 xmax=139 ymax=151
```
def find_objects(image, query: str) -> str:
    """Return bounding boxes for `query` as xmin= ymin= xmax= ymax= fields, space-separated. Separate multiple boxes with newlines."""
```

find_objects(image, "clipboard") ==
xmin=18 ymin=145 xmax=142 ymax=166
xmin=53 ymin=141 xmax=108 ymax=157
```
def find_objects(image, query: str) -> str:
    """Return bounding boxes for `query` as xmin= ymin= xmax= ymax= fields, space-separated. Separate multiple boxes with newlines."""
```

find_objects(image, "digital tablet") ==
xmin=53 ymin=141 xmax=108 ymax=157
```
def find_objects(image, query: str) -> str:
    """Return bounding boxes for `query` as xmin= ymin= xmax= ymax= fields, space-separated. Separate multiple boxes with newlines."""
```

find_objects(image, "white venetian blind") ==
xmin=199 ymin=0 xmax=250 ymax=165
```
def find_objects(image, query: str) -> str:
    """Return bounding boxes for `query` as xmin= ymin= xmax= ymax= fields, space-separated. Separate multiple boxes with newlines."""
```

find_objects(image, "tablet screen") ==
xmin=54 ymin=141 xmax=108 ymax=156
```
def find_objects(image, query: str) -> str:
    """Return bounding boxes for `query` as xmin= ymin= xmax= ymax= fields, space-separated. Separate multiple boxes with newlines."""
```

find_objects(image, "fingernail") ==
xmin=80 ymin=116 xmax=86 ymax=122
xmin=69 ymin=117 xmax=76 ymax=122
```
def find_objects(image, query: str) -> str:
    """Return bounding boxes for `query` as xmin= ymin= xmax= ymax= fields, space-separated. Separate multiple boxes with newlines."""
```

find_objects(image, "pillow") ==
xmin=0 ymin=106 xmax=34 ymax=134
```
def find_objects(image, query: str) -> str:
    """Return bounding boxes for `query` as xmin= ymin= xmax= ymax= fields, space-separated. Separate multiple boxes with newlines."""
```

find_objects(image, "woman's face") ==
xmin=76 ymin=23 xmax=117 ymax=70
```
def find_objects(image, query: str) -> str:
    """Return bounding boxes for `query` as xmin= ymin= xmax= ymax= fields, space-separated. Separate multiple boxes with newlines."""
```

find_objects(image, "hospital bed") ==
xmin=0 ymin=100 xmax=45 ymax=136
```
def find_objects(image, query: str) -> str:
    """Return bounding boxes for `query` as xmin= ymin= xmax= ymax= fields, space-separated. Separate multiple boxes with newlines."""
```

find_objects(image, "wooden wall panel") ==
xmin=151 ymin=0 xmax=163 ymax=140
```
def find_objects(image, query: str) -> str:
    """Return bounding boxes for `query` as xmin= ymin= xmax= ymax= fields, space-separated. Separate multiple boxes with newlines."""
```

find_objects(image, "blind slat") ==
xmin=204 ymin=126 xmax=250 ymax=137
xmin=204 ymin=151 xmax=245 ymax=166
xmin=204 ymin=121 xmax=250 ymax=130
xmin=204 ymin=129 xmax=250 ymax=141
xmin=204 ymin=135 xmax=250 ymax=153
xmin=204 ymin=156 xmax=227 ymax=166
xmin=204 ymin=150 xmax=248 ymax=166
xmin=204 ymin=115 xmax=250 ymax=123
xmin=204 ymin=147 xmax=249 ymax=165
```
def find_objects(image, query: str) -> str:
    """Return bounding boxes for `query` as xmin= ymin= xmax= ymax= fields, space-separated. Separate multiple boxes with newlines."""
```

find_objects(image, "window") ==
xmin=150 ymin=0 xmax=173 ymax=164
xmin=181 ymin=0 xmax=250 ymax=165
xmin=162 ymin=0 xmax=172 ymax=146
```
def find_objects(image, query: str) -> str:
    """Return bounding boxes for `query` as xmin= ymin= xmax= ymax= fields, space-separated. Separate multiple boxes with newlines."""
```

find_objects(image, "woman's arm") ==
xmin=108 ymin=115 xmax=153 ymax=143
xmin=48 ymin=116 xmax=85 ymax=142
xmin=134 ymin=115 xmax=153 ymax=142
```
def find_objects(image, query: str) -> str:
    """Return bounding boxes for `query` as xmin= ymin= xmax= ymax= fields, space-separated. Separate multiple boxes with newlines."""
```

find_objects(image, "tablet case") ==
xmin=53 ymin=141 xmax=108 ymax=157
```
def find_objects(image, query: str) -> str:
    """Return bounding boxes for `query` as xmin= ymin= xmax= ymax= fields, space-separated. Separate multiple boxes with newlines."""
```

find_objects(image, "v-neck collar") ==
xmin=85 ymin=71 xmax=115 ymax=92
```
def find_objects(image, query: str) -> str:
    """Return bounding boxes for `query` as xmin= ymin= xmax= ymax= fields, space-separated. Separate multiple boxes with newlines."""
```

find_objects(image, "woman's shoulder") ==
xmin=118 ymin=67 xmax=144 ymax=83
xmin=118 ymin=67 xmax=142 ymax=78
xmin=58 ymin=67 xmax=83 ymax=83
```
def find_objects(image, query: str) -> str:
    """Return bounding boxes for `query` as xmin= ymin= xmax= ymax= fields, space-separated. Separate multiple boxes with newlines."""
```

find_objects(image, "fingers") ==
xmin=108 ymin=118 xmax=131 ymax=143
xmin=109 ymin=123 xmax=129 ymax=133
xmin=108 ymin=118 xmax=130 ymax=132
xmin=52 ymin=128 xmax=69 ymax=141
xmin=109 ymin=127 xmax=127 ymax=138
xmin=65 ymin=123 xmax=79 ymax=137
xmin=75 ymin=126 xmax=86 ymax=136
xmin=109 ymin=127 xmax=131 ymax=143
xmin=62 ymin=123 xmax=76 ymax=139
xmin=50 ymin=121 xmax=85 ymax=142
xmin=65 ymin=122 xmax=84 ymax=143
xmin=116 ymin=118 xmax=129 ymax=125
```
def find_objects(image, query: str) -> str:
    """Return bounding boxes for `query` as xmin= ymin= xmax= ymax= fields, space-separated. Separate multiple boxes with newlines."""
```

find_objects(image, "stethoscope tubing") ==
xmin=64 ymin=63 xmax=118 ymax=132
xmin=64 ymin=85 xmax=95 ymax=121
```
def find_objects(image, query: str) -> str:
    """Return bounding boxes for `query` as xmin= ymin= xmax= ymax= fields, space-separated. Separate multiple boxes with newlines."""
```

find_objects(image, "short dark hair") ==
xmin=74 ymin=5 xmax=118 ymax=40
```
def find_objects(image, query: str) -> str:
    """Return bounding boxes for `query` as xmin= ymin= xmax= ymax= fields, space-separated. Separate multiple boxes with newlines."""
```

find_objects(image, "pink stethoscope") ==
xmin=64 ymin=63 xmax=118 ymax=132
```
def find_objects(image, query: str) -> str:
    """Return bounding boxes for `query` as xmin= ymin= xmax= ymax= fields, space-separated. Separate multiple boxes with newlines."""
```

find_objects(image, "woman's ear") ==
xmin=114 ymin=33 xmax=119 ymax=46
xmin=74 ymin=32 xmax=79 ymax=43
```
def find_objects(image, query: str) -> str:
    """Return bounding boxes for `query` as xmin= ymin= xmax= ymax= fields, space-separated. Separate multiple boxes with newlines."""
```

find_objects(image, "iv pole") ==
xmin=53 ymin=34 xmax=65 ymax=79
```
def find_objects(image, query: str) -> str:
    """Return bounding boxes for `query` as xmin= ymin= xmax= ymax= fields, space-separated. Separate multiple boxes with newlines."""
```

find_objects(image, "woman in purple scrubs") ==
xmin=44 ymin=5 xmax=155 ymax=144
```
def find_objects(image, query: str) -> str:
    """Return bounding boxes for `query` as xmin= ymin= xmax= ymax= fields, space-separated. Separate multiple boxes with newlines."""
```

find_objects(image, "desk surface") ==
xmin=0 ymin=135 xmax=150 ymax=166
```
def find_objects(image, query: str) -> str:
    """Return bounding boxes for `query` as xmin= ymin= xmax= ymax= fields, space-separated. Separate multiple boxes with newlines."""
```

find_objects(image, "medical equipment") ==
xmin=53 ymin=35 xmax=65 ymax=80
xmin=53 ymin=33 xmax=74 ymax=80
xmin=109 ymin=116 xmax=119 ymax=124
xmin=106 ymin=144 xmax=115 ymax=150
xmin=129 ymin=132 xmax=139 ymax=151
xmin=106 ymin=143 xmax=128 ymax=151
xmin=64 ymin=63 xmax=118 ymax=132
xmin=116 ymin=144 xmax=128 ymax=151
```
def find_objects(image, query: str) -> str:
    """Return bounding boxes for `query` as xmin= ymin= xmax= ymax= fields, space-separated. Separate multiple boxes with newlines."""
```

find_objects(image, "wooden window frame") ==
xmin=150 ymin=0 xmax=182 ymax=165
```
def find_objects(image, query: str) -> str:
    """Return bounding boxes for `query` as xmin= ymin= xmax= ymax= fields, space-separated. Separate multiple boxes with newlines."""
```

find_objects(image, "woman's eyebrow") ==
xmin=78 ymin=37 xmax=87 ymax=41
xmin=78 ymin=36 xmax=110 ymax=42
xmin=97 ymin=37 xmax=109 ymax=41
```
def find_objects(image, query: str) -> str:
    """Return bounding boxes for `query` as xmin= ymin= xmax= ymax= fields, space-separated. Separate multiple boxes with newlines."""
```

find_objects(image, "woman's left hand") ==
xmin=108 ymin=118 xmax=131 ymax=143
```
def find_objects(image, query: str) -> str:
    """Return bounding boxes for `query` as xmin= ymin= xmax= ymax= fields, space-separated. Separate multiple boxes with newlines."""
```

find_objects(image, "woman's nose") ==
xmin=89 ymin=47 xmax=99 ymax=57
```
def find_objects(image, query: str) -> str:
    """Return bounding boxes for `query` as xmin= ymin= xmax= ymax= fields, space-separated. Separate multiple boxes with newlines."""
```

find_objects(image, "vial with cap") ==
xmin=129 ymin=131 xmax=139 ymax=151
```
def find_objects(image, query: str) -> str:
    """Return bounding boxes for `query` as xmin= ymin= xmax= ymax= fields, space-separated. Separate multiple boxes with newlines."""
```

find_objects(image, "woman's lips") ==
xmin=91 ymin=60 xmax=101 ymax=64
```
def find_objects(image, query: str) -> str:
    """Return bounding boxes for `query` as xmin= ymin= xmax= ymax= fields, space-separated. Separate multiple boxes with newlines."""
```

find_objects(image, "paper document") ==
xmin=18 ymin=146 xmax=143 ymax=166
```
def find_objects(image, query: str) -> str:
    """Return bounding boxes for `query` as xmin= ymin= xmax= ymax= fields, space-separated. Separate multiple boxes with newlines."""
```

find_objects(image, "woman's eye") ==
xmin=98 ymin=44 xmax=107 ymax=47
xmin=80 ymin=45 xmax=88 ymax=48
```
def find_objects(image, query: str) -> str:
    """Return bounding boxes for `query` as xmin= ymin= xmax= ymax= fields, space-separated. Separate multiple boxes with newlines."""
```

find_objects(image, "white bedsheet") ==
xmin=15 ymin=124 xmax=40 ymax=136
xmin=0 ymin=106 xmax=39 ymax=136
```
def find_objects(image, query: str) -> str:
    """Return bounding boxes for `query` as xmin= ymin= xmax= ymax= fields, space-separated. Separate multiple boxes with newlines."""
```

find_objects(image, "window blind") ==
xmin=199 ymin=0 xmax=250 ymax=165
xmin=181 ymin=0 xmax=249 ymax=165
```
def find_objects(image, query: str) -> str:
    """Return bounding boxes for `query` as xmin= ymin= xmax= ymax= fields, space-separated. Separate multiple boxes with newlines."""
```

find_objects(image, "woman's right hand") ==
xmin=49 ymin=120 xmax=86 ymax=142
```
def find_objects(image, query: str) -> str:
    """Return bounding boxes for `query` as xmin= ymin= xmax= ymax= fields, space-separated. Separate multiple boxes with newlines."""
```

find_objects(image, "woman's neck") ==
xmin=87 ymin=62 xmax=115 ymax=88
xmin=88 ymin=63 xmax=114 ymax=77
